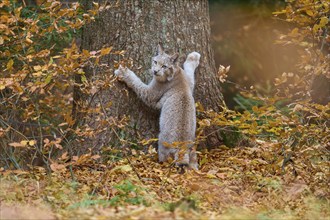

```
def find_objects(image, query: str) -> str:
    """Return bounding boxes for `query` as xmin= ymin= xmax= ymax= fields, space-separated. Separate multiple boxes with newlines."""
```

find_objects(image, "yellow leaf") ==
xmin=140 ymin=138 xmax=158 ymax=146
xmin=252 ymin=106 xmax=259 ymax=112
xmin=25 ymin=37 xmax=33 ymax=44
xmin=111 ymin=164 xmax=133 ymax=173
xmin=100 ymin=47 xmax=112 ymax=56
xmin=120 ymin=164 xmax=132 ymax=172
xmin=319 ymin=16 xmax=328 ymax=27
xmin=206 ymin=173 xmax=217 ymax=179
xmin=33 ymin=65 xmax=42 ymax=71
xmin=20 ymin=140 xmax=28 ymax=146
xmin=83 ymin=13 xmax=90 ymax=19
xmin=306 ymin=10 xmax=314 ymax=17
xmin=32 ymin=71 xmax=43 ymax=77
xmin=7 ymin=59 xmax=14 ymax=70
xmin=44 ymin=74 xmax=52 ymax=84
xmin=82 ymin=49 xmax=90 ymax=57
xmin=272 ymin=9 xmax=287 ymax=15
xmin=199 ymin=156 xmax=208 ymax=166
xmin=28 ymin=140 xmax=36 ymax=146
xmin=313 ymin=24 xmax=320 ymax=33
xmin=81 ymin=75 xmax=87 ymax=83
xmin=289 ymin=28 xmax=299 ymax=37
xmin=205 ymin=194 xmax=215 ymax=203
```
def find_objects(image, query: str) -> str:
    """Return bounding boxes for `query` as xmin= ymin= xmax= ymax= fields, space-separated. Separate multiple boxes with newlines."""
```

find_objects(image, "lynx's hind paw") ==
xmin=176 ymin=163 xmax=189 ymax=174
xmin=188 ymin=162 xmax=199 ymax=171
xmin=176 ymin=157 xmax=190 ymax=174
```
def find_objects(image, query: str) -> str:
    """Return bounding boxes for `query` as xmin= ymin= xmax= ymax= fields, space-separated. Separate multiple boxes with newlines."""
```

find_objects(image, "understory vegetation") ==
xmin=0 ymin=0 xmax=329 ymax=219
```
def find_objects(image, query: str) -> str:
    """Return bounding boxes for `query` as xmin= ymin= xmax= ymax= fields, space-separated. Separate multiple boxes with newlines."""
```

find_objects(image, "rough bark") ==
xmin=78 ymin=0 xmax=226 ymax=148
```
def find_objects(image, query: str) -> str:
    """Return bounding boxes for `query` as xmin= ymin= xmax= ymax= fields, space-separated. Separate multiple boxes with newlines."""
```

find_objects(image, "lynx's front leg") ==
xmin=114 ymin=65 xmax=159 ymax=109
xmin=114 ymin=65 xmax=143 ymax=87
xmin=183 ymin=52 xmax=201 ymax=91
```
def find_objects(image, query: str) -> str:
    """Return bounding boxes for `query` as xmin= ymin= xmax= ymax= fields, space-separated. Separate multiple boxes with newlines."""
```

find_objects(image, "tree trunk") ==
xmin=78 ymin=0 xmax=226 ymax=149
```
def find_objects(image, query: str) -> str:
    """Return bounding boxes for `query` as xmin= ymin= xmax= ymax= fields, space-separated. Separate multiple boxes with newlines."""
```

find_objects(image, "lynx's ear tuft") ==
xmin=157 ymin=43 xmax=164 ymax=55
xmin=170 ymin=53 xmax=179 ymax=64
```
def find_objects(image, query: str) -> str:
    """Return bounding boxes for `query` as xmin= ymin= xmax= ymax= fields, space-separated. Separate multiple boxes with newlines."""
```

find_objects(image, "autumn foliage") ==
xmin=0 ymin=0 xmax=329 ymax=219
xmin=0 ymin=0 xmax=120 ymax=169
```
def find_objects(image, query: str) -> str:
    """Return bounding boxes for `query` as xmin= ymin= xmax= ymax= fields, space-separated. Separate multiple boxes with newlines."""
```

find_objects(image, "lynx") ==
xmin=114 ymin=44 xmax=200 ymax=170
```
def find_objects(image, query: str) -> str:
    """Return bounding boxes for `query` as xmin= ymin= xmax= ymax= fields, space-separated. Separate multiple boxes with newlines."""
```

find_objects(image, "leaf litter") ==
xmin=1 ymin=141 xmax=329 ymax=219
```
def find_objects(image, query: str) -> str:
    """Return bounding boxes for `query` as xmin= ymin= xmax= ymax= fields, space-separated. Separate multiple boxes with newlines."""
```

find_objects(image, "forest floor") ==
xmin=1 ymin=141 xmax=329 ymax=219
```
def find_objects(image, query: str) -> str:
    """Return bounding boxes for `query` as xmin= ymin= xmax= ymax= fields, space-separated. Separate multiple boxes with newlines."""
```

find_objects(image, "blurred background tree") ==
xmin=209 ymin=0 xmax=300 ymax=109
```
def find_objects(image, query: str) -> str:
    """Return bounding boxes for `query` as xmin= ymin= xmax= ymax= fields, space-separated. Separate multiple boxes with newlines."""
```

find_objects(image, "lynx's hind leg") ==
xmin=158 ymin=144 xmax=169 ymax=162
xmin=158 ymin=143 xmax=176 ymax=163
xmin=188 ymin=148 xmax=199 ymax=170
xmin=183 ymin=52 xmax=201 ymax=91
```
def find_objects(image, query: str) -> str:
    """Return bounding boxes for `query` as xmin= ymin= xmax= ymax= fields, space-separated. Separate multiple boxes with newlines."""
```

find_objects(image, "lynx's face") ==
xmin=152 ymin=44 xmax=179 ymax=82
xmin=151 ymin=54 xmax=174 ymax=82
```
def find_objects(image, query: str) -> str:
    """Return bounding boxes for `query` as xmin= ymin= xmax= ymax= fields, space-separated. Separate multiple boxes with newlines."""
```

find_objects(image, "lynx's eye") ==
xmin=153 ymin=60 xmax=157 ymax=65
xmin=162 ymin=65 xmax=167 ymax=69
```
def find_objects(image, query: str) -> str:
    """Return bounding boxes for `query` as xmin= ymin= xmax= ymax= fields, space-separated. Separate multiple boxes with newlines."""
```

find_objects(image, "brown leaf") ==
xmin=285 ymin=179 xmax=308 ymax=200
xmin=216 ymin=173 xmax=226 ymax=179
xmin=8 ymin=141 xmax=28 ymax=148
xmin=50 ymin=163 xmax=66 ymax=172
xmin=91 ymin=154 xmax=101 ymax=160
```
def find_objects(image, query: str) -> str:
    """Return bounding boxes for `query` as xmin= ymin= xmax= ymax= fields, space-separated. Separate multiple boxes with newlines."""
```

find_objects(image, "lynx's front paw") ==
xmin=184 ymin=52 xmax=201 ymax=69
xmin=114 ymin=65 xmax=128 ymax=80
